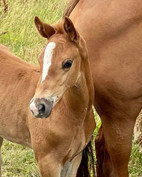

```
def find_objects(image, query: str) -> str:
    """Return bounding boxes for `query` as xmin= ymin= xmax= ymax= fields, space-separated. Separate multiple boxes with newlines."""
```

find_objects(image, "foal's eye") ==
xmin=62 ymin=59 xmax=73 ymax=70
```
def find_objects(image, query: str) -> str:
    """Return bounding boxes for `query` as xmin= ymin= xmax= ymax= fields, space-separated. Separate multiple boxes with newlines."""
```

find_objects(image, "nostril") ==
xmin=38 ymin=104 xmax=45 ymax=115
xmin=31 ymin=98 xmax=53 ymax=118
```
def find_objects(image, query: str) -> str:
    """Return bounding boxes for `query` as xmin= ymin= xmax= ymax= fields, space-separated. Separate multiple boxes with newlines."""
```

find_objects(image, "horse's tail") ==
xmin=77 ymin=138 xmax=96 ymax=177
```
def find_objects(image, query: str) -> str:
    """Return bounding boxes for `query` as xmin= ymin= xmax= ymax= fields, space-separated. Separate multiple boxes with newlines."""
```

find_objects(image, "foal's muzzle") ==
xmin=30 ymin=98 xmax=53 ymax=118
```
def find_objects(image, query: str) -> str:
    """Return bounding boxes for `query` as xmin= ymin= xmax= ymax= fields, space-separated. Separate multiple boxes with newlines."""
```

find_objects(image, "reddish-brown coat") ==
xmin=65 ymin=0 xmax=142 ymax=176
xmin=0 ymin=17 xmax=95 ymax=177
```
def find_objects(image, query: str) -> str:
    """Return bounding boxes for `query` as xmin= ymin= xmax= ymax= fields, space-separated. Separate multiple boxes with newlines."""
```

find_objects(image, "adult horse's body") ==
xmin=0 ymin=17 xmax=95 ymax=177
xmin=65 ymin=0 xmax=142 ymax=177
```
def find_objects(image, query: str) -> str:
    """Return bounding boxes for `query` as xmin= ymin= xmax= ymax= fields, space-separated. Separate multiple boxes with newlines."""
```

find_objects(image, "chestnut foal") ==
xmin=29 ymin=16 xmax=95 ymax=177
xmin=0 ymin=17 xmax=95 ymax=177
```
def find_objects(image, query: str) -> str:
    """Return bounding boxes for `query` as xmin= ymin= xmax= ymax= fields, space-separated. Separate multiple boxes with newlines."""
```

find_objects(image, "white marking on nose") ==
xmin=30 ymin=100 xmax=39 ymax=116
xmin=41 ymin=42 xmax=56 ymax=82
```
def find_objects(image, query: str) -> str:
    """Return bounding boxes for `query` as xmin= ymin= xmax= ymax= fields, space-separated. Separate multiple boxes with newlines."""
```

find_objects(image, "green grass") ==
xmin=0 ymin=0 xmax=67 ymax=64
xmin=0 ymin=0 xmax=142 ymax=176
xmin=2 ymin=141 xmax=39 ymax=177
xmin=129 ymin=142 xmax=142 ymax=177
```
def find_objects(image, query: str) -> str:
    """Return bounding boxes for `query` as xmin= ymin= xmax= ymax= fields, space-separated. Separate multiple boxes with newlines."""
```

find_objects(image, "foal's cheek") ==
xmin=65 ymin=72 xmax=77 ymax=87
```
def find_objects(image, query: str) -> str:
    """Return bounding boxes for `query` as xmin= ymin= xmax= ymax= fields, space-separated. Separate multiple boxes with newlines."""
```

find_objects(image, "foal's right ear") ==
xmin=64 ymin=17 xmax=79 ymax=43
xmin=34 ymin=16 xmax=56 ymax=39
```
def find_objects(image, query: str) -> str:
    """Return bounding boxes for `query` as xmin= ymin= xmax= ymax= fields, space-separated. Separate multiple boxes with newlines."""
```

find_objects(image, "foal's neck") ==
xmin=63 ymin=57 xmax=94 ymax=121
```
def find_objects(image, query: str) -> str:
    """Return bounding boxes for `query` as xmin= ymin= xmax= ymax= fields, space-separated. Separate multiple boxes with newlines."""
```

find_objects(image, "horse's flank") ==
xmin=0 ymin=45 xmax=39 ymax=147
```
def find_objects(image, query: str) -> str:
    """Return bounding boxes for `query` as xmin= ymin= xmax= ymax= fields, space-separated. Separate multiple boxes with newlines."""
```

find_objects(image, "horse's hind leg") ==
xmin=0 ymin=137 xmax=3 ymax=177
xmin=95 ymin=99 xmax=142 ymax=177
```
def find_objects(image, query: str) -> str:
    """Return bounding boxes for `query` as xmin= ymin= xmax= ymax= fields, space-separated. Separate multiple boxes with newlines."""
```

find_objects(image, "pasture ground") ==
xmin=0 ymin=0 xmax=142 ymax=176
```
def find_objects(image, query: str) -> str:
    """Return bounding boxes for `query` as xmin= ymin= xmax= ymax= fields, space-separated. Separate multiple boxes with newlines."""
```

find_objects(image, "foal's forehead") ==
xmin=48 ymin=34 xmax=75 ymax=51
xmin=43 ymin=34 xmax=79 ymax=63
xmin=45 ymin=42 xmax=56 ymax=52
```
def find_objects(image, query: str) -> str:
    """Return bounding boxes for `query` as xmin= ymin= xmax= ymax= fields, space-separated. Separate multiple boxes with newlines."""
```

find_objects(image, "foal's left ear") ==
xmin=64 ymin=17 xmax=79 ymax=43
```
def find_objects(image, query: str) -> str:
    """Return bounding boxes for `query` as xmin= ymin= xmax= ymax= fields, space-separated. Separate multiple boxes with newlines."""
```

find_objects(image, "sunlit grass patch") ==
xmin=2 ymin=140 xmax=39 ymax=177
xmin=129 ymin=142 xmax=142 ymax=177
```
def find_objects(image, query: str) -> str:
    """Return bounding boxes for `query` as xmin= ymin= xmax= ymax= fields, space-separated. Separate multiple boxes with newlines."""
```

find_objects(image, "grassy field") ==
xmin=0 ymin=0 xmax=142 ymax=177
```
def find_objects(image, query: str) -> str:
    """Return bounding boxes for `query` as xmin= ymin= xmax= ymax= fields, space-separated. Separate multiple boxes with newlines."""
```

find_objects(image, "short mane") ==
xmin=52 ymin=20 xmax=67 ymax=36
xmin=64 ymin=0 xmax=80 ymax=17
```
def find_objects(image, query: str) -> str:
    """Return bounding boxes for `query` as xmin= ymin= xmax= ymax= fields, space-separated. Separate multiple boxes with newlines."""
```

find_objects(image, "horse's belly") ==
xmin=0 ymin=126 xmax=31 ymax=147
xmin=0 ymin=83 xmax=32 ymax=147
xmin=93 ymin=22 xmax=142 ymax=100
xmin=0 ymin=111 xmax=31 ymax=147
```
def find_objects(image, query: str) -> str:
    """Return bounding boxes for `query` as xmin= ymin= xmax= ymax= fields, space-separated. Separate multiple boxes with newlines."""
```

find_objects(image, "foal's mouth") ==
xmin=30 ymin=98 xmax=53 ymax=118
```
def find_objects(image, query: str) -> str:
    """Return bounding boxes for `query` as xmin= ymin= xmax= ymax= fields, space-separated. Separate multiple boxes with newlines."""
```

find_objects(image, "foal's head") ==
xmin=30 ymin=16 xmax=88 ymax=118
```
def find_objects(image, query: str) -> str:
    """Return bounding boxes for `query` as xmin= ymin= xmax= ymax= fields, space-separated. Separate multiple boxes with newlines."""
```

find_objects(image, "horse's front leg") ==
xmin=34 ymin=152 xmax=62 ymax=177
xmin=61 ymin=153 xmax=82 ymax=177
xmin=95 ymin=98 xmax=142 ymax=177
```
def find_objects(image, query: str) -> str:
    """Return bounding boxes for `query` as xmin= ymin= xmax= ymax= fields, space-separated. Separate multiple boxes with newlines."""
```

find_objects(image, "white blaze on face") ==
xmin=41 ymin=42 xmax=56 ymax=82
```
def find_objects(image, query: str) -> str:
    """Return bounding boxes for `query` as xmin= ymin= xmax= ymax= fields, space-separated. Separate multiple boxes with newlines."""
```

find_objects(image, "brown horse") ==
xmin=0 ymin=17 xmax=95 ymax=177
xmin=64 ymin=0 xmax=142 ymax=177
